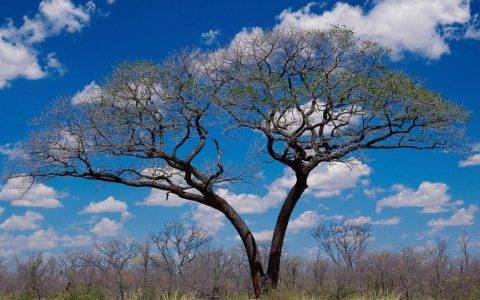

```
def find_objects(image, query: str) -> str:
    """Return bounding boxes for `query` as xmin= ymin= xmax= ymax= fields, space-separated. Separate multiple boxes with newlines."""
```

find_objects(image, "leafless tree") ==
xmin=56 ymin=251 xmax=84 ymax=293
xmin=137 ymin=240 xmax=154 ymax=299
xmin=457 ymin=229 xmax=473 ymax=297
xmin=11 ymin=26 xmax=468 ymax=297
xmin=307 ymin=248 xmax=329 ymax=289
xmin=428 ymin=240 xmax=452 ymax=298
xmin=0 ymin=229 xmax=480 ymax=299
xmin=312 ymin=223 xmax=371 ymax=269
xmin=15 ymin=253 xmax=57 ymax=300
xmin=95 ymin=240 xmax=138 ymax=300
xmin=396 ymin=247 xmax=427 ymax=299
xmin=312 ymin=223 xmax=371 ymax=299
xmin=364 ymin=251 xmax=397 ymax=294
xmin=150 ymin=222 xmax=210 ymax=282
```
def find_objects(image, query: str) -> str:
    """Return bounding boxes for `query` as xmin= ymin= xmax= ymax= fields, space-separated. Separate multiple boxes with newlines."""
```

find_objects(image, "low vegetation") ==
xmin=0 ymin=223 xmax=479 ymax=299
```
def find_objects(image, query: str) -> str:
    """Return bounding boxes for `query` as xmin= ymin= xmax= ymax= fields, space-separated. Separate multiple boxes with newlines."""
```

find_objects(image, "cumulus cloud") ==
xmin=136 ymin=189 xmax=190 ymax=207
xmin=253 ymin=230 xmax=273 ymax=241
xmin=46 ymin=52 xmax=66 ymax=75
xmin=273 ymin=159 xmax=370 ymax=199
xmin=71 ymin=81 xmax=102 ymax=104
xmin=216 ymin=182 xmax=286 ymax=214
xmin=90 ymin=217 xmax=122 ymax=237
xmin=235 ymin=229 xmax=273 ymax=242
xmin=428 ymin=205 xmax=478 ymax=230
xmin=277 ymin=0 xmax=477 ymax=59
xmin=201 ymin=29 xmax=220 ymax=45
xmin=81 ymin=196 xmax=131 ymax=220
xmin=0 ymin=229 xmax=91 ymax=256
xmin=0 ymin=177 xmax=62 ymax=208
xmin=305 ymin=159 xmax=371 ymax=198
xmin=376 ymin=182 xmax=461 ymax=213
xmin=344 ymin=215 xmax=400 ymax=226
xmin=372 ymin=217 xmax=401 ymax=226
xmin=234 ymin=229 xmax=273 ymax=242
xmin=0 ymin=211 xmax=44 ymax=231
xmin=289 ymin=210 xmax=320 ymax=232
xmin=459 ymin=154 xmax=480 ymax=167
xmin=191 ymin=205 xmax=225 ymax=235
xmin=0 ymin=0 xmax=95 ymax=88
xmin=218 ymin=159 xmax=370 ymax=215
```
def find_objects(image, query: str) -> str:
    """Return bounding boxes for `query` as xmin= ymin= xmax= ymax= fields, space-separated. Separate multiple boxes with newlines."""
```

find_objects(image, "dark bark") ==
xmin=211 ymin=193 xmax=266 ymax=298
xmin=266 ymin=173 xmax=309 ymax=289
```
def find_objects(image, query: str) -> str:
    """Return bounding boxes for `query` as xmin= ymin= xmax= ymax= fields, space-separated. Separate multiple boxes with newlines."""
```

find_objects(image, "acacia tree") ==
xmin=10 ymin=27 xmax=468 ymax=297
xmin=205 ymin=26 xmax=468 ymax=288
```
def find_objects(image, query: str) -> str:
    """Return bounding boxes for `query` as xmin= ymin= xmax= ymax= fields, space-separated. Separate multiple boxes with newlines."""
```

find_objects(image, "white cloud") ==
xmin=253 ymin=230 xmax=273 ymax=242
xmin=0 ymin=229 xmax=91 ymax=256
xmin=306 ymin=159 xmax=371 ymax=198
xmin=0 ymin=37 xmax=44 ymax=88
xmin=217 ymin=159 xmax=370 ymax=215
xmin=236 ymin=229 xmax=273 ymax=242
xmin=0 ymin=143 xmax=28 ymax=160
xmin=59 ymin=233 xmax=92 ymax=247
xmin=90 ymin=217 xmax=122 ymax=237
xmin=344 ymin=215 xmax=372 ymax=226
xmin=0 ymin=0 xmax=94 ymax=88
xmin=39 ymin=0 xmax=94 ymax=34
xmin=0 ymin=207 xmax=4 ymax=215
xmin=216 ymin=183 xmax=286 ymax=214
xmin=0 ymin=177 xmax=62 ymax=208
xmin=71 ymin=81 xmax=102 ymax=104
xmin=106 ymin=0 xmax=115 ymax=4
xmin=201 ymin=29 xmax=220 ymax=45
xmin=191 ymin=205 xmax=225 ymax=235
xmin=0 ymin=211 xmax=44 ymax=231
xmin=136 ymin=189 xmax=191 ymax=207
xmin=277 ymin=0 xmax=476 ymax=59
xmin=46 ymin=52 xmax=66 ymax=75
xmin=428 ymin=205 xmax=478 ymax=230
xmin=372 ymin=217 xmax=401 ymax=226
xmin=273 ymin=159 xmax=370 ymax=199
xmin=289 ymin=210 xmax=320 ymax=232
xmin=81 ymin=196 xmax=131 ymax=220
xmin=344 ymin=215 xmax=400 ymax=226
xmin=376 ymin=182 xmax=461 ymax=213
xmin=459 ymin=154 xmax=480 ymax=167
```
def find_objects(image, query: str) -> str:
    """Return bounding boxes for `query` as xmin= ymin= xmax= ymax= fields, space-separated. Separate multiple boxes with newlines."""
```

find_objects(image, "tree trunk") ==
xmin=266 ymin=174 xmax=308 ymax=289
xmin=207 ymin=172 xmax=308 ymax=298
xmin=211 ymin=193 xmax=266 ymax=298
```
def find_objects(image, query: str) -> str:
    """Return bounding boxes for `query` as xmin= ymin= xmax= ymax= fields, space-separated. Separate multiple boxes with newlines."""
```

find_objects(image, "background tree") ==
xmin=0 ymin=233 xmax=479 ymax=298
xmin=93 ymin=240 xmax=138 ymax=300
xmin=312 ymin=222 xmax=371 ymax=298
xmin=15 ymin=253 xmax=57 ymax=300
xmin=150 ymin=222 xmax=211 ymax=289
xmin=10 ymin=26 xmax=468 ymax=297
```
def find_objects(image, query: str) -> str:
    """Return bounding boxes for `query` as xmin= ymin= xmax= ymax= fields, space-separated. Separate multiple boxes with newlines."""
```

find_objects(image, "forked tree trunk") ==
xmin=211 ymin=174 xmax=308 ymax=298
xmin=266 ymin=174 xmax=308 ymax=289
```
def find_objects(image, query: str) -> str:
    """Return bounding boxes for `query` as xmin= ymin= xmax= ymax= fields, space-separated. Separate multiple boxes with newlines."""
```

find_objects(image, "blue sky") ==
xmin=0 ymin=0 xmax=479 ymax=256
